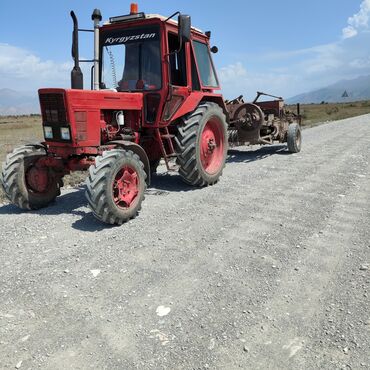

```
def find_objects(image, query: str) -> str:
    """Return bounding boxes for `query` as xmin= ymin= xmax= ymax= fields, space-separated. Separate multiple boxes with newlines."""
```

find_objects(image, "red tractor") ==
xmin=1 ymin=4 xmax=302 ymax=225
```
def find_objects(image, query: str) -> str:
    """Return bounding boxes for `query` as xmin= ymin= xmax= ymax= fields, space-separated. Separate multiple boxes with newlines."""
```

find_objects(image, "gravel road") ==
xmin=0 ymin=115 xmax=369 ymax=370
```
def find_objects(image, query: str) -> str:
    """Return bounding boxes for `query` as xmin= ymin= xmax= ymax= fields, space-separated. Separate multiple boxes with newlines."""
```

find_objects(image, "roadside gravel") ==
xmin=0 ymin=115 xmax=369 ymax=369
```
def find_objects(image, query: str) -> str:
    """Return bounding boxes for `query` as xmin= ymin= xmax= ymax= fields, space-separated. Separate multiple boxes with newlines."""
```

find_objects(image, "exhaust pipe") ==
xmin=70 ymin=11 xmax=83 ymax=89
xmin=92 ymin=9 xmax=102 ymax=91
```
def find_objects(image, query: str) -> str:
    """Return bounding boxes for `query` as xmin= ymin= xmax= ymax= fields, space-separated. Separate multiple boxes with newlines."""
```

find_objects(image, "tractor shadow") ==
xmin=0 ymin=187 xmax=115 ymax=232
xmin=149 ymin=172 xmax=194 ymax=193
xmin=150 ymin=145 xmax=289 ymax=192
xmin=227 ymin=144 xmax=289 ymax=163
xmin=0 ymin=204 xmax=25 ymax=215
xmin=0 ymin=177 xmax=194 ymax=233
xmin=44 ymin=188 xmax=117 ymax=232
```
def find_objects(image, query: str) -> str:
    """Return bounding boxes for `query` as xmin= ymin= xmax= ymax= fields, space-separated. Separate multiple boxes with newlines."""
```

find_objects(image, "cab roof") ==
xmin=103 ymin=13 xmax=204 ymax=35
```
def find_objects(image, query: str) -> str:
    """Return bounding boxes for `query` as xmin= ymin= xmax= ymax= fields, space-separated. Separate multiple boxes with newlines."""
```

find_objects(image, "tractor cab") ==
xmin=70 ymin=4 xmax=222 ymax=128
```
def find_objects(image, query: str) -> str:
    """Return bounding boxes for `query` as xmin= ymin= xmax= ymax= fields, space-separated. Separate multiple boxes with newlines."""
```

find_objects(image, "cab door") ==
xmin=161 ymin=32 xmax=190 ymax=123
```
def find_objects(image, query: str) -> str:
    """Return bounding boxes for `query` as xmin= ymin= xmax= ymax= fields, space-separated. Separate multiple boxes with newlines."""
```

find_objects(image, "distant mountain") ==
xmin=0 ymin=89 xmax=39 ymax=115
xmin=287 ymin=75 xmax=370 ymax=104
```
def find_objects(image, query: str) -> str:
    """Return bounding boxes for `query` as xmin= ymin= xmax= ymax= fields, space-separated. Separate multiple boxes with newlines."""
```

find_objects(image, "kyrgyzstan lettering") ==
xmin=104 ymin=33 xmax=156 ymax=45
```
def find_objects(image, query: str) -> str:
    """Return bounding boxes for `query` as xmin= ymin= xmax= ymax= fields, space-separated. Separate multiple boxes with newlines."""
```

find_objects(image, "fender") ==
xmin=108 ymin=140 xmax=151 ymax=185
xmin=170 ymin=92 xmax=228 ymax=123
xmin=25 ymin=142 xmax=48 ymax=151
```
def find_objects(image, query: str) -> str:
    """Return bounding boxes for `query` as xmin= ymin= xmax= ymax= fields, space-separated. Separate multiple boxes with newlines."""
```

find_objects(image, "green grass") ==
xmin=1 ymin=100 xmax=370 ymax=203
xmin=287 ymin=100 xmax=370 ymax=127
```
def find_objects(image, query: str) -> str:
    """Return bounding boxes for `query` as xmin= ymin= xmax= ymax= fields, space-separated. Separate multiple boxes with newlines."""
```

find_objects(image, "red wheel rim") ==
xmin=113 ymin=165 xmax=140 ymax=209
xmin=26 ymin=166 xmax=50 ymax=193
xmin=200 ymin=117 xmax=225 ymax=174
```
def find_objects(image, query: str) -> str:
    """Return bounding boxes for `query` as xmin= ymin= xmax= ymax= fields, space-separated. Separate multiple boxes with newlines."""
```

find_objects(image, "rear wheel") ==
xmin=1 ymin=145 xmax=63 ymax=209
xmin=85 ymin=149 xmax=146 ymax=225
xmin=175 ymin=102 xmax=228 ymax=186
xmin=287 ymin=123 xmax=302 ymax=153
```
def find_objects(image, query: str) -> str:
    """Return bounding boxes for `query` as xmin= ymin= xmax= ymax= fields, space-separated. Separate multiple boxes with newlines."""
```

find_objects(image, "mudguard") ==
xmin=108 ymin=140 xmax=151 ymax=185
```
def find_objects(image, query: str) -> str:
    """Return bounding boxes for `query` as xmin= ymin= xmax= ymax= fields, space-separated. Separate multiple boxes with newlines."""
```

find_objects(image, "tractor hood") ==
xmin=38 ymin=88 xmax=144 ymax=148
xmin=38 ymin=88 xmax=143 ymax=112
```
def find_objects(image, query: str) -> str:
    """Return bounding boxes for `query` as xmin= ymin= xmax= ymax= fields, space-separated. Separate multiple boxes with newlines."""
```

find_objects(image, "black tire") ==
xmin=175 ymin=102 xmax=228 ymax=186
xmin=85 ymin=149 xmax=147 ymax=225
xmin=287 ymin=123 xmax=302 ymax=153
xmin=0 ymin=145 xmax=63 ymax=210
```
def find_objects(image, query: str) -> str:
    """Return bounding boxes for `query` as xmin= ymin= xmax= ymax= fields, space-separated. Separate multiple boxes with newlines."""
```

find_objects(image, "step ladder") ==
xmin=155 ymin=127 xmax=178 ymax=171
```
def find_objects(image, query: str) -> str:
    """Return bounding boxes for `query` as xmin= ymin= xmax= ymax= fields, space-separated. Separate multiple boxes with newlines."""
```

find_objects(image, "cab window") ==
xmin=100 ymin=26 xmax=161 ymax=91
xmin=193 ymin=41 xmax=218 ymax=87
xmin=168 ymin=33 xmax=187 ymax=86
xmin=191 ymin=49 xmax=201 ymax=91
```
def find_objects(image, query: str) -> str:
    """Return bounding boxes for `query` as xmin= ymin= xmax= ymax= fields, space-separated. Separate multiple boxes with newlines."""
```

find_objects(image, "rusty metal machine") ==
xmin=227 ymin=92 xmax=302 ymax=152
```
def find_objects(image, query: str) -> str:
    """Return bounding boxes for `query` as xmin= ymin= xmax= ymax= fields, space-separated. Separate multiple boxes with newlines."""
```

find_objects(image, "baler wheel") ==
xmin=287 ymin=123 xmax=302 ymax=153
xmin=1 ymin=145 xmax=63 ymax=210
xmin=175 ymin=102 xmax=228 ymax=186
xmin=85 ymin=149 xmax=146 ymax=225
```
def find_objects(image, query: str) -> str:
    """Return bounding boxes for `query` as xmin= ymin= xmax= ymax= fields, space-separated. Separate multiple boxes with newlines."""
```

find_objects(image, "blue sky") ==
xmin=1 ymin=0 xmax=369 ymax=99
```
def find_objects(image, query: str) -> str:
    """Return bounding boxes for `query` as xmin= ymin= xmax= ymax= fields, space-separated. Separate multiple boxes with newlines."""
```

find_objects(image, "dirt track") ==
xmin=0 ymin=115 xmax=369 ymax=369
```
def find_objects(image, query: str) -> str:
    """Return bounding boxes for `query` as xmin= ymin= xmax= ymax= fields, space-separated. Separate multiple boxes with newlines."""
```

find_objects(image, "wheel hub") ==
xmin=200 ymin=118 xmax=225 ymax=174
xmin=208 ymin=139 xmax=216 ymax=151
xmin=26 ymin=166 xmax=49 ymax=193
xmin=113 ymin=166 xmax=139 ymax=208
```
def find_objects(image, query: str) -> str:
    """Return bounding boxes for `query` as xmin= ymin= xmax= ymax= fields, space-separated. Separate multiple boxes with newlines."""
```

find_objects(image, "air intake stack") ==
xmin=70 ymin=11 xmax=83 ymax=89
xmin=92 ymin=9 xmax=102 ymax=90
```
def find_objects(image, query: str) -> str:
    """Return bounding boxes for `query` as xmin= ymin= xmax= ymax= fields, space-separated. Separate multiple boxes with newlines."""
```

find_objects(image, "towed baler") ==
xmin=227 ymin=92 xmax=302 ymax=152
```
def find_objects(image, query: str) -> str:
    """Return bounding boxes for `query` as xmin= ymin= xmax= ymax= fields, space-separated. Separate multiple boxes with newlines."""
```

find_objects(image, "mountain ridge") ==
xmin=2 ymin=75 xmax=370 ymax=115
xmin=287 ymin=75 xmax=370 ymax=104
xmin=0 ymin=88 xmax=39 ymax=115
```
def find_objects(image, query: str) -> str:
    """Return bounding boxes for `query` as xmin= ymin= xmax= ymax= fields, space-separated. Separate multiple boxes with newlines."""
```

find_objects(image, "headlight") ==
xmin=43 ymin=126 xmax=53 ymax=139
xmin=60 ymin=127 xmax=71 ymax=140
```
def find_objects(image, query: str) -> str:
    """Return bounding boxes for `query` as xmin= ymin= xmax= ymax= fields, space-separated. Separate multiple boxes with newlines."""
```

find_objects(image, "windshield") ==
xmin=100 ymin=25 xmax=161 ymax=91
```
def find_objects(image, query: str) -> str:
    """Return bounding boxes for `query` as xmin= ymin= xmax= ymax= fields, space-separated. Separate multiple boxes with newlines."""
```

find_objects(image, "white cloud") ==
xmin=342 ymin=0 xmax=370 ymax=39
xmin=219 ymin=63 xmax=298 ymax=100
xmin=349 ymin=56 xmax=370 ymax=68
xmin=342 ymin=26 xmax=358 ymax=39
xmin=0 ymin=43 xmax=72 ymax=91
xmin=219 ymin=62 xmax=247 ymax=81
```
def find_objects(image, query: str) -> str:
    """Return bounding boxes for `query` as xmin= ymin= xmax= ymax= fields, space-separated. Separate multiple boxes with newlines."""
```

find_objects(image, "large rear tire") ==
xmin=287 ymin=123 xmax=302 ymax=153
xmin=1 ymin=145 xmax=63 ymax=210
xmin=85 ymin=149 xmax=146 ymax=225
xmin=175 ymin=102 xmax=228 ymax=186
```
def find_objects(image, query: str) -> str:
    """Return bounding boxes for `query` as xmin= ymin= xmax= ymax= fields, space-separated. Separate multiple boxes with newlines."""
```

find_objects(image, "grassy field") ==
xmin=1 ymin=100 xmax=370 ymax=203
xmin=288 ymin=100 xmax=370 ymax=126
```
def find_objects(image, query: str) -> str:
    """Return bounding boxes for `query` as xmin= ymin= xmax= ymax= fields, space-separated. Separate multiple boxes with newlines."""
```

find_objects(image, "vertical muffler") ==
xmin=70 ymin=11 xmax=83 ymax=89
xmin=92 ymin=9 xmax=102 ymax=90
xmin=70 ymin=9 xmax=102 ymax=90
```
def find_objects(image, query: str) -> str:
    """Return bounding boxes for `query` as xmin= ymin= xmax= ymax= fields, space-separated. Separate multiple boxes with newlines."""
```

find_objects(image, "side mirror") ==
xmin=178 ymin=14 xmax=191 ymax=43
xmin=211 ymin=46 xmax=218 ymax=54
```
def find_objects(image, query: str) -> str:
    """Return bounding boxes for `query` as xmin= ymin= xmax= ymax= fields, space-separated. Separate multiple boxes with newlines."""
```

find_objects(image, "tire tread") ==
xmin=175 ymin=102 xmax=227 ymax=186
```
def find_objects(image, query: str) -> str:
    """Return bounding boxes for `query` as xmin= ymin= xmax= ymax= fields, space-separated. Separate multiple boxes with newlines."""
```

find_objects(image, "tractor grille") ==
xmin=39 ymin=93 xmax=67 ymax=124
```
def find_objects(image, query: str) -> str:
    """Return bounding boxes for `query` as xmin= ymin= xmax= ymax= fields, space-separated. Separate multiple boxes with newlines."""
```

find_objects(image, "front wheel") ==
xmin=85 ymin=149 xmax=147 ymax=225
xmin=175 ymin=102 xmax=228 ymax=186
xmin=1 ymin=145 xmax=63 ymax=210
